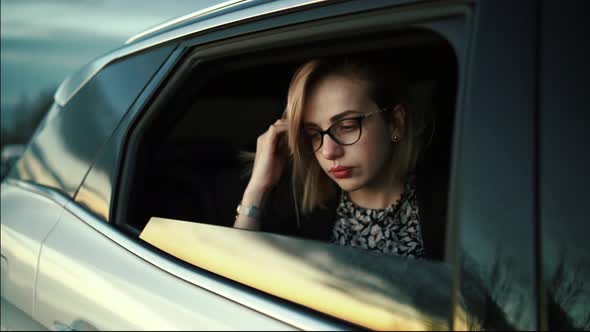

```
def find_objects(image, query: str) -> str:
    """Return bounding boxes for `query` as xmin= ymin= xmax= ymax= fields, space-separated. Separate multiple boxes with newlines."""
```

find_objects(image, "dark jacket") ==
xmin=260 ymin=165 xmax=448 ymax=261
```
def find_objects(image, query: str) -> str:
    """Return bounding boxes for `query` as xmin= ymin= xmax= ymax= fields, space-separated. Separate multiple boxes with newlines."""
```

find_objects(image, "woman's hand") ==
xmin=234 ymin=119 xmax=288 ymax=230
xmin=247 ymin=119 xmax=289 ymax=194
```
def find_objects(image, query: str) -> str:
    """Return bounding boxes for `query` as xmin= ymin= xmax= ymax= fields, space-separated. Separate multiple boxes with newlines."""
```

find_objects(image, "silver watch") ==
xmin=236 ymin=204 xmax=260 ymax=219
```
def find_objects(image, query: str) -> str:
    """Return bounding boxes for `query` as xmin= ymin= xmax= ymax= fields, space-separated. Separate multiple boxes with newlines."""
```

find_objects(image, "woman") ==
xmin=234 ymin=56 xmax=446 ymax=260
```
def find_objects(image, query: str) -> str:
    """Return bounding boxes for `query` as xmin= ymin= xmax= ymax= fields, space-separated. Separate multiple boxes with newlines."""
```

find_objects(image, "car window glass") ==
xmin=141 ymin=216 xmax=453 ymax=330
xmin=454 ymin=2 xmax=538 ymax=329
xmin=9 ymin=45 xmax=175 ymax=197
xmin=540 ymin=1 xmax=590 ymax=329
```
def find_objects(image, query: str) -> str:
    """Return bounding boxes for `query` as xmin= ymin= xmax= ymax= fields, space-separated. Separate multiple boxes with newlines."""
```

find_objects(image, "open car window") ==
xmin=109 ymin=4 xmax=493 ymax=330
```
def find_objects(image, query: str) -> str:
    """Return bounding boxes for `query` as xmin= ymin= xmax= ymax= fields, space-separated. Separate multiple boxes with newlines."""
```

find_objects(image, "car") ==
xmin=1 ymin=0 xmax=588 ymax=330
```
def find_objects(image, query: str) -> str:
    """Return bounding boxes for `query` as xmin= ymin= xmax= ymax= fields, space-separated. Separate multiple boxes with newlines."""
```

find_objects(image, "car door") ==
xmin=1 ymin=182 xmax=64 ymax=331
xmin=33 ymin=201 xmax=299 ymax=330
xmin=70 ymin=1 xmax=472 ymax=330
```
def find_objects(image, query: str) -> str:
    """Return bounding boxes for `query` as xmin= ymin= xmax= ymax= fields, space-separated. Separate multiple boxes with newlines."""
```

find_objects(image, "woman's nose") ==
xmin=320 ymin=134 xmax=343 ymax=160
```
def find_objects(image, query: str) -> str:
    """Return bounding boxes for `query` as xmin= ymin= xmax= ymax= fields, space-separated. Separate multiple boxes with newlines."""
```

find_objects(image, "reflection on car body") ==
xmin=0 ymin=144 xmax=25 ymax=179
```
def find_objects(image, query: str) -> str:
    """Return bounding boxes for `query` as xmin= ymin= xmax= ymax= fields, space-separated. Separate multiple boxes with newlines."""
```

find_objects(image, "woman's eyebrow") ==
xmin=329 ymin=110 xmax=362 ymax=122
xmin=303 ymin=110 xmax=362 ymax=127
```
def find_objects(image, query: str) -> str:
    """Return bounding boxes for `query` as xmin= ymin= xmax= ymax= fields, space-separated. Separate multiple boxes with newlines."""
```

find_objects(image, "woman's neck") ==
xmin=348 ymin=177 xmax=405 ymax=209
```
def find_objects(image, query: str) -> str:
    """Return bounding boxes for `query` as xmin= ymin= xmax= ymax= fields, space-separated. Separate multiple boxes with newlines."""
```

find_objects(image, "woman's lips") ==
xmin=329 ymin=166 xmax=352 ymax=179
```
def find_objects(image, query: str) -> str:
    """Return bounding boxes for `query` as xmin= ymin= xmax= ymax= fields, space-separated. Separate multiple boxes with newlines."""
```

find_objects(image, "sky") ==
xmin=1 ymin=0 xmax=224 ymax=126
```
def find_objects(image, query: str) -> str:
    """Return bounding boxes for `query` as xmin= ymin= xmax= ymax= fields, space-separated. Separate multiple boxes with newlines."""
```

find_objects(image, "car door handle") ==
xmin=54 ymin=319 xmax=98 ymax=331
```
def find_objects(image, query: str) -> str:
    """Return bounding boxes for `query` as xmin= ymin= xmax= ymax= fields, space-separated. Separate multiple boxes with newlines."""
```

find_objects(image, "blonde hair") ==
xmin=285 ymin=57 xmax=426 ymax=213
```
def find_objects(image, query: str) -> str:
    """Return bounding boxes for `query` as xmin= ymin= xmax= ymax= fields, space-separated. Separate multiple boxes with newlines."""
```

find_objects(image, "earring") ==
xmin=392 ymin=135 xmax=399 ymax=142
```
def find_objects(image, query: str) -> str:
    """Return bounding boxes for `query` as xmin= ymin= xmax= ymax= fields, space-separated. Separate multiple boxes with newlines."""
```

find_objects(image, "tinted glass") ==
xmin=540 ymin=1 xmax=590 ymax=330
xmin=454 ymin=1 xmax=538 ymax=330
xmin=75 ymin=46 xmax=183 ymax=222
xmin=10 ymin=44 xmax=175 ymax=196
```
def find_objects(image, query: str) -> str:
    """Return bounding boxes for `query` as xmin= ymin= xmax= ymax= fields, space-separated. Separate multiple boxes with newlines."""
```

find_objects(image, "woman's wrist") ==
xmin=233 ymin=214 xmax=261 ymax=230
xmin=241 ymin=184 xmax=270 ymax=207
xmin=233 ymin=183 xmax=270 ymax=231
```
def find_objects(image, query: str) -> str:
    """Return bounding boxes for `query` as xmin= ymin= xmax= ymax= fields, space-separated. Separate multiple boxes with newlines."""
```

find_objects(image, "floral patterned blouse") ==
xmin=331 ymin=178 xmax=425 ymax=259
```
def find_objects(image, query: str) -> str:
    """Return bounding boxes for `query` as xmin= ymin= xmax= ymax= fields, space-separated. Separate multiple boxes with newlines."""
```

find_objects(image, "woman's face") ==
xmin=302 ymin=74 xmax=402 ymax=193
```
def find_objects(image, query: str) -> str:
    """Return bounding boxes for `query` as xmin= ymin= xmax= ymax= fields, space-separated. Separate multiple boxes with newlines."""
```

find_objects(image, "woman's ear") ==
xmin=388 ymin=104 xmax=406 ymax=140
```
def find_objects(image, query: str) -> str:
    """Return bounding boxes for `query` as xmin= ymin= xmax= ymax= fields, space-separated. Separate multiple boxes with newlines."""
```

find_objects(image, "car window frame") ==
xmin=104 ymin=2 xmax=472 ymax=329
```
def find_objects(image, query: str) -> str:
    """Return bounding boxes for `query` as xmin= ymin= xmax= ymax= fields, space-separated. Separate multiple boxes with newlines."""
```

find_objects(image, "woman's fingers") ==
xmin=269 ymin=122 xmax=288 ymax=138
xmin=258 ymin=120 xmax=287 ymax=148
xmin=270 ymin=119 xmax=288 ymax=131
xmin=249 ymin=119 xmax=289 ymax=191
xmin=268 ymin=125 xmax=288 ymax=155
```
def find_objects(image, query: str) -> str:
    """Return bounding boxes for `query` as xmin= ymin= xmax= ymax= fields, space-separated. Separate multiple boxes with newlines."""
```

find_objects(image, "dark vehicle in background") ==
xmin=1 ymin=0 xmax=588 ymax=330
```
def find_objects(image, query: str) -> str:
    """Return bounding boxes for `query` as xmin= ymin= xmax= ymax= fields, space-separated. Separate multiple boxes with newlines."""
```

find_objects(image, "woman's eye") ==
xmin=304 ymin=130 xmax=321 ymax=140
xmin=336 ymin=122 xmax=358 ymax=132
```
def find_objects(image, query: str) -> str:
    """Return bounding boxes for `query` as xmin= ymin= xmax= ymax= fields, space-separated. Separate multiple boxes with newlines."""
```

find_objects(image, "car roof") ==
xmin=54 ymin=0 xmax=426 ymax=107
xmin=53 ymin=0 xmax=330 ymax=107
xmin=125 ymin=0 xmax=260 ymax=45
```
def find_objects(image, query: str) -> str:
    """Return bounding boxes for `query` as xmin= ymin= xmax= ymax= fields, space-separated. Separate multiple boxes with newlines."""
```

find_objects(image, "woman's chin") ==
xmin=333 ymin=178 xmax=364 ymax=193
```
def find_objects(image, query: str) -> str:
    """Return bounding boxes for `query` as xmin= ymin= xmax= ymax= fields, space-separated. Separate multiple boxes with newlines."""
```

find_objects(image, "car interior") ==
xmin=116 ymin=27 xmax=458 ymax=258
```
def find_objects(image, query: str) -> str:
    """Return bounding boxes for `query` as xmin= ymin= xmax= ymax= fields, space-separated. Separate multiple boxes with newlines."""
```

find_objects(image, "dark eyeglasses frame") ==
xmin=306 ymin=108 xmax=390 ymax=152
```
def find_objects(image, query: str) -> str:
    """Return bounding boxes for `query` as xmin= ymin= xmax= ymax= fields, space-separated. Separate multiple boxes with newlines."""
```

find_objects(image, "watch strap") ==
xmin=236 ymin=204 xmax=260 ymax=219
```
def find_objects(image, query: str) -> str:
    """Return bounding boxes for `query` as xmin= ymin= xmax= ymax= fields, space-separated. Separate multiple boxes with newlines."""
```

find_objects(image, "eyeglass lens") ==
xmin=306 ymin=118 xmax=362 ymax=152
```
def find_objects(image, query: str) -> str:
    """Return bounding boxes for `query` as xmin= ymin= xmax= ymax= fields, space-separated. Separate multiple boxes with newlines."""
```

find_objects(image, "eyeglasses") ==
xmin=302 ymin=108 xmax=389 ymax=152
